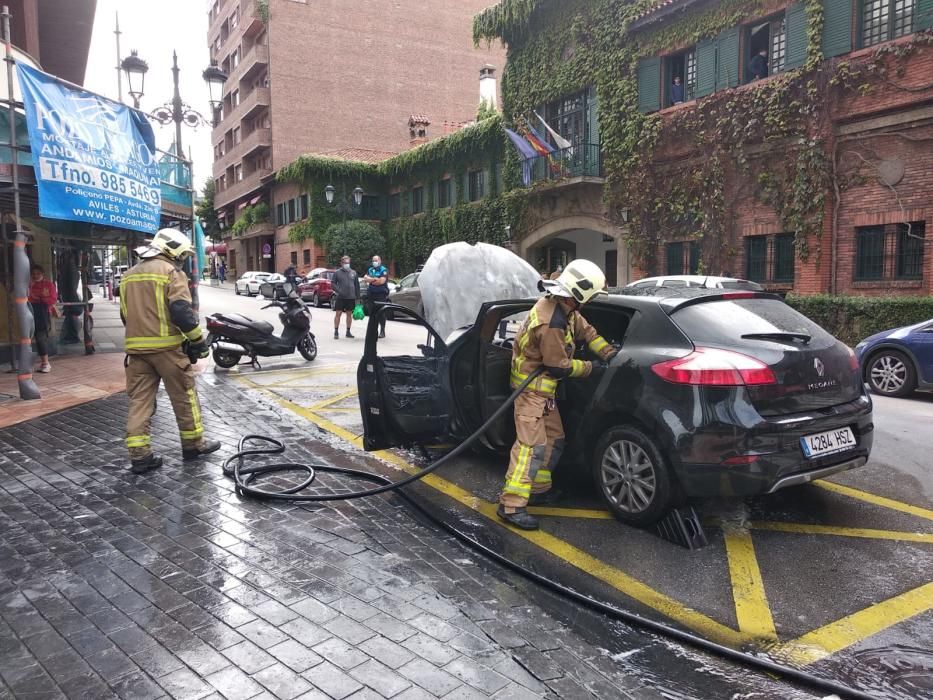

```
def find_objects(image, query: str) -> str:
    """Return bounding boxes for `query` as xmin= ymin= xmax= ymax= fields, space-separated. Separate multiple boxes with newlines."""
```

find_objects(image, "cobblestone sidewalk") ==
xmin=0 ymin=375 xmax=667 ymax=700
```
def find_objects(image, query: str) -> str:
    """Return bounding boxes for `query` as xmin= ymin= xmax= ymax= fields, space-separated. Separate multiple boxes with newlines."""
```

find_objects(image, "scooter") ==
xmin=207 ymin=284 xmax=317 ymax=368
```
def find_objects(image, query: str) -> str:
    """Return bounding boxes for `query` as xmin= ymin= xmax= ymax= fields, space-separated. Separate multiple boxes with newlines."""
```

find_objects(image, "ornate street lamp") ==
xmin=121 ymin=50 xmax=148 ymax=109
xmin=202 ymin=64 xmax=227 ymax=127
xmin=324 ymin=184 xmax=365 ymax=250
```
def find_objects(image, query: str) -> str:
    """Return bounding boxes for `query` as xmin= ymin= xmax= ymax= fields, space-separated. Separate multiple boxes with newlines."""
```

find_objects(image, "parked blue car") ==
xmin=854 ymin=318 xmax=933 ymax=397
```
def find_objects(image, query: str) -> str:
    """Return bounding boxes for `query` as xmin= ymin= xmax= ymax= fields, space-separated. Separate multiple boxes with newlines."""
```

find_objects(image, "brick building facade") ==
xmin=206 ymin=0 xmax=504 ymax=279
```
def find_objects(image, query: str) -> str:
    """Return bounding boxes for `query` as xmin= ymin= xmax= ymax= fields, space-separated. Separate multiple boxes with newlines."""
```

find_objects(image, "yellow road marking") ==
xmin=750 ymin=521 xmax=933 ymax=543
xmin=258 ymin=389 xmax=748 ymax=648
xmin=311 ymin=389 xmax=360 ymax=411
xmin=722 ymin=525 xmax=777 ymax=641
xmin=527 ymin=506 xmax=614 ymax=520
xmin=815 ymin=481 xmax=933 ymax=522
xmin=774 ymin=581 xmax=933 ymax=665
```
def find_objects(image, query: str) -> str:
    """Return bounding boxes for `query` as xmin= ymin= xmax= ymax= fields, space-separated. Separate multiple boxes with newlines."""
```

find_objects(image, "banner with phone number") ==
xmin=17 ymin=64 xmax=162 ymax=234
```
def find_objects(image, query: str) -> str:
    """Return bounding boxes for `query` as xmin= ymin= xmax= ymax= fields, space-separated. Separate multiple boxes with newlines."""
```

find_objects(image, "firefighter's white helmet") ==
xmin=137 ymin=228 xmax=194 ymax=261
xmin=540 ymin=258 xmax=608 ymax=305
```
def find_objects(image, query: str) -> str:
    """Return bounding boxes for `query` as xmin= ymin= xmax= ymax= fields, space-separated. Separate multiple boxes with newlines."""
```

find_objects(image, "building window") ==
xmin=543 ymin=88 xmax=595 ymax=145
xmin=852 ymin=222 xmax=926 ymax=282
xmin=287 ymin=198 xmax=297 ymax=224
xmin=666 ymin=242 xmax=685 ymax=275
xmin=773 ymin=233 xmax=795 ymax=282
xmin=298 ymin=194 xmax=309 ymax=220
xmin=862 ymin=0 xmax=915 ymax=47
xmin=688 ymin=241 xmax=701 ymax=274
xmin=412 ymin=186 xmax=424 ymax=214
xmin=745 ymin=236 xmax=768 ymax=282
xmin=290 ymin=252 xmax=298 ymax=266
xmin=437 ymin=178 xmax=451 ymax=208
xmin=664 ymin=48 xmax=696 ymax=105
xmin=468 ymin=170 xmax=485 ymax=202
xmin=388 ymin=193 xmax=401 ymax=218
xmin=232 ymin=126 xmax=241 ymax=144
xmin=276 ymin=202 xmax=285 ymax=226
xmin=233 ymin=164 xmax=242 ymax=182
xmin=303 ymin=249 xmax=311 ymax=266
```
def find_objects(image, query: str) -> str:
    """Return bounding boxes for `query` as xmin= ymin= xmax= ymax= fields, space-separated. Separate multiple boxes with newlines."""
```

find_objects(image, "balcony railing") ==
xmin=524 ymin=143 xmax=603 ymax=185
xmin=215 ymin=166 xmax=272 ymax=209
xmin=212 ymin=86 xmax=271 ymax=143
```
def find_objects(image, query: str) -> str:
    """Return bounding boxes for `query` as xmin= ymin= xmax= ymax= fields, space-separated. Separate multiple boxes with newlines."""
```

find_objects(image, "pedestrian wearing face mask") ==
xmin=332 ymin=255 xmax=360 ymax=339
xmin=363 ymin=255 xmax=389 ymax=338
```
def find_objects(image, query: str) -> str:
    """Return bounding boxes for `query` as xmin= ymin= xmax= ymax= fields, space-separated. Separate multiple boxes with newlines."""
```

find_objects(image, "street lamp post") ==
xmin=324 ymin=184 xmax=364 ymax=254
xmin=120 ymin=50 xmax=226 ymax=310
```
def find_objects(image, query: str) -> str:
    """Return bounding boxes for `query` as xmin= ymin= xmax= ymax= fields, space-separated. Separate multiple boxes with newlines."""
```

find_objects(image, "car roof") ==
xmin=626 ymin=275 xmax=756 ymax=286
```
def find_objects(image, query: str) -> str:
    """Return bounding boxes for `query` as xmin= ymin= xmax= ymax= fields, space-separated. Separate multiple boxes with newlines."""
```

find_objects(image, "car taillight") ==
xmin=720 ymin=292 xmax=758 ymax=299
xmin=651 ymin=347 xmax=777 ymax=386
xmin=845 ymin=345 xmax=859 ymax=371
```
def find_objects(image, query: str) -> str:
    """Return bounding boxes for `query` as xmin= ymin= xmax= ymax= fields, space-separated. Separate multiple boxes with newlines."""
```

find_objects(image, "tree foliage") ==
xmin=322 ymin=221 xmax=385 ymax=272
xmin=196 ymin=178 xmax=221 ymax=242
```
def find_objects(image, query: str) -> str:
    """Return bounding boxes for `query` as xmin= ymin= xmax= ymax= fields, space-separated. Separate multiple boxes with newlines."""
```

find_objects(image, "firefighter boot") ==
xmin=182 ymin=439 xmax=222 ymax=461
xmin=130 ymin=454 xmax=163 ymax=474
xmin=496 ymin=505 xmax=539 ymax=531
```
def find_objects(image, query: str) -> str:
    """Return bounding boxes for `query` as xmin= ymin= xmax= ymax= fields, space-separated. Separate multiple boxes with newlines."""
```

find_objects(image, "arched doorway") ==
xmin=520 ymin=215 xmax=631 ymax=287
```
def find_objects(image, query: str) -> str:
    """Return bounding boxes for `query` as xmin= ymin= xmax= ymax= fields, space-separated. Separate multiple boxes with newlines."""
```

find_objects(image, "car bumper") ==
xmin=673 ymin=395 xmax=874 ymax=498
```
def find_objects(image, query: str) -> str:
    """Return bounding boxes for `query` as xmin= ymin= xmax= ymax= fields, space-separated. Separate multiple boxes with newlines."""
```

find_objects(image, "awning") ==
xmin=206 ymin=243 xmax=227 ymax=255
xmin=249 ymin=195 xmax=262 ymax=205
xmin=237 ymin=201 xmax=249 ymax=210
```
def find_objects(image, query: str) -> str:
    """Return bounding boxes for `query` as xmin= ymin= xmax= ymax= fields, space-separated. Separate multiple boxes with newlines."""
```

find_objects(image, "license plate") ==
xmin=800 ymin=427 xmax=856 ymax=459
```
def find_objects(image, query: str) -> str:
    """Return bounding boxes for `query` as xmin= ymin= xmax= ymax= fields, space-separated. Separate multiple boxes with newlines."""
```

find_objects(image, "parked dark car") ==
xmin=359 ymin=291 xmax=873 ymax=525
xmin=297 ymin=269 xmax=336 ymax=307
xmin=854 ymin=318 xmax=933 ymax=397
xmin=259 ymin=274 xmax=296 ymax=300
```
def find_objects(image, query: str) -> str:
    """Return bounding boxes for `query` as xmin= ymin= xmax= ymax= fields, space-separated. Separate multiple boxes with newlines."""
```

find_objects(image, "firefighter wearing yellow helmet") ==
xmin=499 ymin=259 xmax=618 ymax=530
xmin=120 ymin=228 xmax=219 ymax=474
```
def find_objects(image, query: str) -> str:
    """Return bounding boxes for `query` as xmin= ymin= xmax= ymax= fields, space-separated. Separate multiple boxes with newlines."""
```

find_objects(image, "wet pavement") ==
xmin=0 ymin=369 xmax=828 ymax=699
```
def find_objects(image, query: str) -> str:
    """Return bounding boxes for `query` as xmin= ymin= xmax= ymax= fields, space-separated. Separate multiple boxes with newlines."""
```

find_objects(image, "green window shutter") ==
xmin=821 ymin=0 xmax=852 ymax=58
xmin=716 ymin=28 xmax=740 ymax=89
xmin=636 ymin=57 xmax=661 ymax=113
xmin=695 ymin=39 xmax=717 ymax=97
xmin=784 ymin=3 xmax=808 ymax=69
xmin=918 ymin=0 xmax=933 ymax=30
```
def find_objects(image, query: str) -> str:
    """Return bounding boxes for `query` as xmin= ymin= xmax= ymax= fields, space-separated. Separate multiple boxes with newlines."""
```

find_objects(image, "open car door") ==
xmin=358 ymin=303 xmax=452 ymax=451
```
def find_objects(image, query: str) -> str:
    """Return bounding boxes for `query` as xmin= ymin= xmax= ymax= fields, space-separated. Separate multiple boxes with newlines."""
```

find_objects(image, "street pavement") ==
xmin=202 ymin=282 xmax=932 ymax=700
xmin=0 ymin=283 xmax=928 ymax=699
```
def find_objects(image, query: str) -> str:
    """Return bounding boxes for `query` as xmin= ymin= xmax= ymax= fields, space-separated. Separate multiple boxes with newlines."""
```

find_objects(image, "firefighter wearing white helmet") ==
xmin=498 ymin=258 xmax=617 ymax=530
xmin=121 ymin=228 xmax=219 ymax=474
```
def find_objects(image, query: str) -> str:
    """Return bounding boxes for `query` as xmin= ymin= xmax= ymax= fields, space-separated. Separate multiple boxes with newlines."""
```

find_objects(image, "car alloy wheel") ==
xmin=601 ymin=440 xmax=657 ymax=514
xmin=868 ymin=350 xmax=916 ymax=397
xmin=592 ymin=426 xmax=674 ymax=525
xmin=312 ymin=292 xmax=320 ymax=307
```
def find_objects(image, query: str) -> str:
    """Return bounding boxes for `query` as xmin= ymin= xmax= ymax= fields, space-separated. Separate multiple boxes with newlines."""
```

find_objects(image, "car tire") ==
xmin=234 ymin=285 xmax=241 ymax=296
xmin=866 ymin=349 xmax=917 ymax=397
xmin=329 ymin=296 xmax=336 ymax=311
xmin=312 ymin=292 xmax=320 ymax=308
xmin=592 ymin=425 xmax=674 ymax=526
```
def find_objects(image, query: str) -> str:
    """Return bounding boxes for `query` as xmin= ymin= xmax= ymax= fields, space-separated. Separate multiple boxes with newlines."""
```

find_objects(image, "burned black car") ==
xmin=358 ymin=291 xmax=873 ymax=525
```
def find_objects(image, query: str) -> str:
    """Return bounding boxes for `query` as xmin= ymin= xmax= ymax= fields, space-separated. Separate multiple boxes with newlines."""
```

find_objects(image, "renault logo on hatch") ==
xmin=814 ymin=358 xmax=825 ymax=377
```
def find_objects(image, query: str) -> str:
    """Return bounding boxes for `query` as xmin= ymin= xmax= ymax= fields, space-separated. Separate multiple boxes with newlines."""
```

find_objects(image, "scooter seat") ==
xmin=214 ymin=313 xmax=274 ymax=335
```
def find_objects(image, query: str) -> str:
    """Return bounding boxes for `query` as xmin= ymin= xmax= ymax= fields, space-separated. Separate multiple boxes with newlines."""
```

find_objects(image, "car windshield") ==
xmin=671 ymin=298 xmax=835 ymax=348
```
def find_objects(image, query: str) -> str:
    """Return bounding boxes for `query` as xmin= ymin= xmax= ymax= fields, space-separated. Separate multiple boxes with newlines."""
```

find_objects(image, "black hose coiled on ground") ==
xmin=222 ymin=368 xmax=876 ymax=700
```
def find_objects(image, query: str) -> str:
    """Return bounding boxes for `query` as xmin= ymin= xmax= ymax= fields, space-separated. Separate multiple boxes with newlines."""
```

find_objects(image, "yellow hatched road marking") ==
xmin=722 ymin=525 xmax=777 ymax=641
xmin=312 ymin=389 xmax=361 ymax=411
xmin=774 ymin=581 xmax=933 ymax=665
xmin=814 ymin=481 xmax=933 ymax=522
xmin=750 ymin=520 xmax=933 ymax=543
xmin=254 ymin=387 xmax=748 ymax=648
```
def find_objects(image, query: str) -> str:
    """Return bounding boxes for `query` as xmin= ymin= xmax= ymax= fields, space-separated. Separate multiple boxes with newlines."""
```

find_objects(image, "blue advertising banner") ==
xmin=16 ymin=64 xmax=162 ymax=234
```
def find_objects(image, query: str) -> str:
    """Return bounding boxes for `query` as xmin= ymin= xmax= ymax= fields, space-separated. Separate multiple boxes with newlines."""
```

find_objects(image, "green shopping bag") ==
xmin=352 ymin=303 xmax=365 ymax=321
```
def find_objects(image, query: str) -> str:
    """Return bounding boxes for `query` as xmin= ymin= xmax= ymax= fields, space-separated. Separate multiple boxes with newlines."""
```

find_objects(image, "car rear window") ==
xmin=671 ymin=298 xmax=835 ymax=347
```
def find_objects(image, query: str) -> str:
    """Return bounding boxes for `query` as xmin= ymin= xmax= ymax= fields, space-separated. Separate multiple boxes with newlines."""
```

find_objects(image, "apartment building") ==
xmin=206 ymin=0 xmax=504 ymax=276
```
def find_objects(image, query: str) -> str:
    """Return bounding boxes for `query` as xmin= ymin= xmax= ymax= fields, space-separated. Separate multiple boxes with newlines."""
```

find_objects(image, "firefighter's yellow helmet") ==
xmin=138 ymin=228 xmax=194 ymax=261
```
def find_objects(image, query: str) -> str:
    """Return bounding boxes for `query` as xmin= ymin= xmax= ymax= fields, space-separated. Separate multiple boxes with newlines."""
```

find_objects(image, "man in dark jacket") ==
xmin=363 ymin=255 xmax=389 ymax=338
xmin=332 ymin=255 xmax=360 ymax=339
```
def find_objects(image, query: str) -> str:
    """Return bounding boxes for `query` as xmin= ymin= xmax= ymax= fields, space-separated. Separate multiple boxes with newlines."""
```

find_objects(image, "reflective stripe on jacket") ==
xmin=510 ymin=296 xmax=612 ymax=396
xmin=121 ymin=257 xmax=202 ymax=354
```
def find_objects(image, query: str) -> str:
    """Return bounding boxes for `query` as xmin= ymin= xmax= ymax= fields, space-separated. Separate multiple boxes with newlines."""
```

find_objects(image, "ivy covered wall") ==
xmin=473 ymin=0 xmax=933 ymax=283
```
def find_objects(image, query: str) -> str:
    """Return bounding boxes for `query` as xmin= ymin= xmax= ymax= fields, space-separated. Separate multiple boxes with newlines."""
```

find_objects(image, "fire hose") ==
xmin=222 ymin=368 xmax=875 ymax=700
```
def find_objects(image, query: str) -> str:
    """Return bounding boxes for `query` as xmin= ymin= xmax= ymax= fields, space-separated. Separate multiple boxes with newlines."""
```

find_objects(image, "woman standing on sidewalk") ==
xmin=28 ymin=264 xmax=58 ymax=373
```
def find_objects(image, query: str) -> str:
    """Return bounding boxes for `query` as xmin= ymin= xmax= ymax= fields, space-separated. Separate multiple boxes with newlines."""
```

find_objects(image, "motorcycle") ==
xmin=207 ymin=283 xmax=317 ymax=368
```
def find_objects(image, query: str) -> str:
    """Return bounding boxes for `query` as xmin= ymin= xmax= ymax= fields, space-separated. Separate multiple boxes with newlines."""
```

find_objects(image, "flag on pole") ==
xmin=524 ymin=124 xmax=554 ymax=156
xmin=505 ymin=128 xmax=537 ymax=186
xmin=534 ymin=111 xmax=572 ymax=151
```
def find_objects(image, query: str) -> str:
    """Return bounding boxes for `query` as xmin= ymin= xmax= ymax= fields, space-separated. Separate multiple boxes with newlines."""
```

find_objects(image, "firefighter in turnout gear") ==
xmin=121 ymin=229 xmax=220 ymax=474
xmin=498 ymin=259 xmax=618 ymax=530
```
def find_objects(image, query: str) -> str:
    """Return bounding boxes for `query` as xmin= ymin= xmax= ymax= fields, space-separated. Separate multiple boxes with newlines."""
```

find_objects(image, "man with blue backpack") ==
xmin=364 ymin=255 xmax=389 ymax=338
